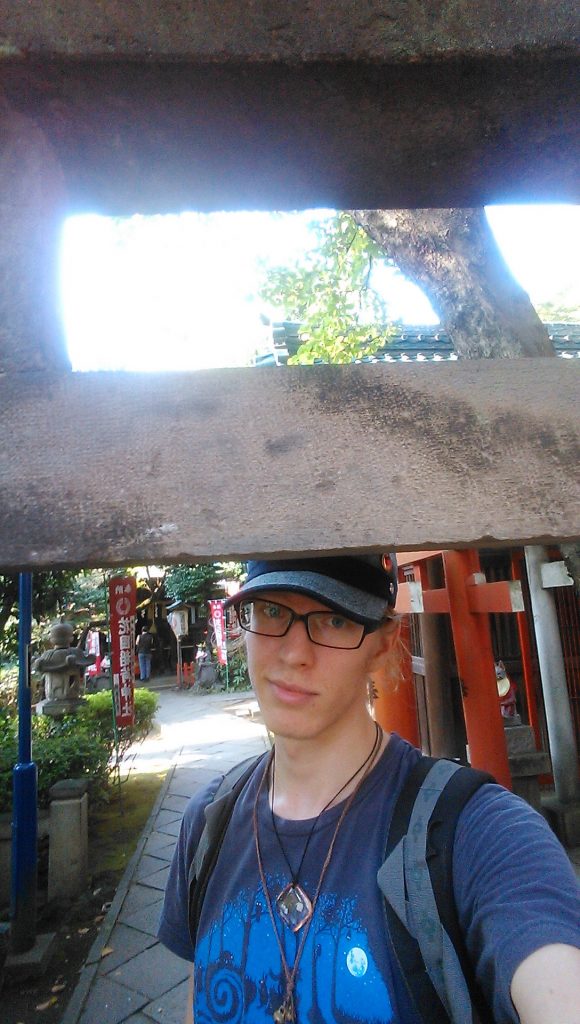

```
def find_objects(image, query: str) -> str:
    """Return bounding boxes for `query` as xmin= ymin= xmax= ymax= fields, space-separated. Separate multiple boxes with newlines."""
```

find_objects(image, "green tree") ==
xmin=164 ymin=563 xmax=223 ymax=605
xmin=0 ymin=569 xmax=82 ymax=662
xmin=351 ymin=208 xmax=554 ymax=358
xmin=259 ymin=206 xmax=579 ymax=590
xmin=260 ymin=213 xmax=394 ymax=364
xmin=535 ymin=298 xmax=580 ymax=323
xmin=60 ymin=568 xmax=110 ymax=621
xmin=349 ymin=208 xmax=578 ymax=589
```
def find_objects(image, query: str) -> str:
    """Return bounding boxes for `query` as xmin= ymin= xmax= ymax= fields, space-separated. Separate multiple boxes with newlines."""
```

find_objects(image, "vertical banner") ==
xmin=86 ymin=628 xmax=102 ymax=676
xmin=208 ymin=599 xmax=228 ymax=667
xmin=109 ymin=577 xmax=136 ymax=727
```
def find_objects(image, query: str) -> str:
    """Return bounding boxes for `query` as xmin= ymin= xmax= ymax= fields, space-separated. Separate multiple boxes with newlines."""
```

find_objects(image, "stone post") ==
xmin=47 ymin=779 xmax=89 ymax=903
xmin=0 ymin=93 xmax=70 ymax=375
xmin=524 ymin=546 xmax=579 ymax=803
xmin=524 ymin=545 xmax=580 ymax=844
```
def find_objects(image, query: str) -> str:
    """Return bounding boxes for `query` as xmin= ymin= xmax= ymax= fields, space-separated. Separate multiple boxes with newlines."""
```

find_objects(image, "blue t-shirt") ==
xmin=158 ymin=734 xmax=580 ymax=1023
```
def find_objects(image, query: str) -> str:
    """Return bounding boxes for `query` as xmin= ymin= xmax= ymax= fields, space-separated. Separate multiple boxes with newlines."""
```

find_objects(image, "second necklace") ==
xmin=270 ymin=720 xmax=382 ymax=932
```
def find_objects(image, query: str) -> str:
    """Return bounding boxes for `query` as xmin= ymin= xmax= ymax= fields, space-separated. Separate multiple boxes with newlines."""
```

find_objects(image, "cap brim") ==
xmin=225 ymin=570 xmax=388 ymax=625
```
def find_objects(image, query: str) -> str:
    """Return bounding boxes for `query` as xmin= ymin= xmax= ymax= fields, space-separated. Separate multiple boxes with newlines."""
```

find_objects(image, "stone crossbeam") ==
xmin=0 ymin=359 xmax=578 ymax=570
xmin=0 ymin=1 xmax=578 ymax=209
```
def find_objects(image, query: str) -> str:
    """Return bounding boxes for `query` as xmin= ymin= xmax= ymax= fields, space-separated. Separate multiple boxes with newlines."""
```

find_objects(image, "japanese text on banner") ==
xmin=109 ymin=577 xmax=136 ymax=727
xmin=209 ymin=599 xmax=228 ymax=667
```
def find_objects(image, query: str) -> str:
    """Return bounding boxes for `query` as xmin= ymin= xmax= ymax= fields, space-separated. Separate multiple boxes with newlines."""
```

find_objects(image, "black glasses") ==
xmin=235 ymin=598 xmax=377 ymax=650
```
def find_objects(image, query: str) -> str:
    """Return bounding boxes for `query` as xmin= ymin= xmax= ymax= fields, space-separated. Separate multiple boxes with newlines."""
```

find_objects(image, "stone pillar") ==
xmin=524 ymin=546 xmax=579 ymax=804
xmin=524 ymin=546 xmax=580 ymax=845
xmin=0 ymin=92 xmax=70 ymax=374
xmin=504 ymin=724 xmax=551 ymax=812
xmin=48 ymin=780 xmax=89 ymax=903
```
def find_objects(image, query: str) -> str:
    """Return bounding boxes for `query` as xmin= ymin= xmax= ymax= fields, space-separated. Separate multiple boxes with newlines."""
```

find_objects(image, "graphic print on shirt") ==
xmin=194 ymin=874 xmax=394 ymax=1023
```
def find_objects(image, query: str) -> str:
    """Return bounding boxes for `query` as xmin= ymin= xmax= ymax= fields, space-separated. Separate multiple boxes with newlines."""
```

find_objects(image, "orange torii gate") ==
xmin=373 ymin=549 xmax=532 ymax=791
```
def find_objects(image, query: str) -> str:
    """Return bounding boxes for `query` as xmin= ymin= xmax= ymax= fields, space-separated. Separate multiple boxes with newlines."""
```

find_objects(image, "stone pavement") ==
xmin=62 ymin=687 xmax=269 ymax=1024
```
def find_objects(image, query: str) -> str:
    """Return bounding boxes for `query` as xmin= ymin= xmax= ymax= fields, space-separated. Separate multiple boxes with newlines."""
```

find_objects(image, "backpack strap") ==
xmin=187 ymin=752 xmax=267 ymax=949
xmin=378 ymin=756 xmax=495 ymax=1024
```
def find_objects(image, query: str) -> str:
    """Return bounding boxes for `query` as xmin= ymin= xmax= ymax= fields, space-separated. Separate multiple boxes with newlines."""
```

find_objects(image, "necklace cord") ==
xmin=271 ymin=722 xmax=381 ymax=881
xmin=253 ymin=721 xmax=383 ymax=1018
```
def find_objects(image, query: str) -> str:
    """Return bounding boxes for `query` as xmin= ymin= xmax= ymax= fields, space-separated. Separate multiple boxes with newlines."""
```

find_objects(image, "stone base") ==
xmin=504 ymin=725 xmax=552 ymax=814
xmin=542 ymin=795 xmax=580 ymax=847
xmin=504 ymin=724 xmax=538 ymax=755
xmin=502 ymin=713 xmax=522 ymax=727
xmin=4 ymin=931 xmax=58 ymax=983
xmin=85 ymin=673 xmax=111 ymax=693
xmin=512 ymin=775 xmax=547 ymax=814
xmin=35 ymin=697 xmax=86 ymax=717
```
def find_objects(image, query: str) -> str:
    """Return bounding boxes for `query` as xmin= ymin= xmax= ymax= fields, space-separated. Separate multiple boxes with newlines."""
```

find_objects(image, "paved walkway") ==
xmin=62 ymin=686 xmax=269 ymax=1024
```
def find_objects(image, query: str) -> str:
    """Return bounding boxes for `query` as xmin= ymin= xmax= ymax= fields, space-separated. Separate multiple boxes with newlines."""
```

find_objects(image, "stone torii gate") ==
xmin=0 ymin=3 xmax=579 ymax=766
xmin=1 ymin=0 xmax=580 ymax=956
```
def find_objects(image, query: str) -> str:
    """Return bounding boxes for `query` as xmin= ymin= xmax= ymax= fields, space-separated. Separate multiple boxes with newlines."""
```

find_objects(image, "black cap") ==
xmin=225 ymin=554 xmax=397 ymax=625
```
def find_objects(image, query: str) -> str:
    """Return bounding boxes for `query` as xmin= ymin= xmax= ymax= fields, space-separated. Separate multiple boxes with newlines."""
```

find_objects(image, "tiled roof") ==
xmin=253 ymin=321 xmax=580 ymax=366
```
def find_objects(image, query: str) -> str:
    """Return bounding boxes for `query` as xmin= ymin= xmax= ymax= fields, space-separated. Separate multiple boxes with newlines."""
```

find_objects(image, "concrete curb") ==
xmin=60 ymin=759 xmax=178 ymax=1024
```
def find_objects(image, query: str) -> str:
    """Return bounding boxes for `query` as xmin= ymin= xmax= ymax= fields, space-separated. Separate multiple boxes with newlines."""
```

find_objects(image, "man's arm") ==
xmin=511 ymin=943 xmax=580 ymax=1024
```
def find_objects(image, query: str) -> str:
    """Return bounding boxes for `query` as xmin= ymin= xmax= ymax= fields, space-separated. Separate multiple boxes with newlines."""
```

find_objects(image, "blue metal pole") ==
xmin=11 ymin=572 xmax=37 ymax=953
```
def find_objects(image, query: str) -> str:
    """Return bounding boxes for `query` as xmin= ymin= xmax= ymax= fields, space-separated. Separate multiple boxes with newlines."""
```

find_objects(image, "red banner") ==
xmin=209 ymin=599 xmax=228 ymax=666
xmin=109 ymin=576 xmax=136 ymax=727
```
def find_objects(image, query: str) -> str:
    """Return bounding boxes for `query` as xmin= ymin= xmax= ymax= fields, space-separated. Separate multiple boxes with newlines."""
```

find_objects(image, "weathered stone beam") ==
xmin=1 ymin=57 xmax=578 ymax=210
xmin=0 ymin=360 xmax=578 ymax=570
xmin=0 ymin=1 xmax=577 ymax=62
xmin=0 ymin=97 xmax=70 ymax=373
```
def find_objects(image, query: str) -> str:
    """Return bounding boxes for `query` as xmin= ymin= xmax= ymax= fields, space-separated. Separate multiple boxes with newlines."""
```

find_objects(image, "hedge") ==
xmin=0 ymin=688 xmax=159 ymax=814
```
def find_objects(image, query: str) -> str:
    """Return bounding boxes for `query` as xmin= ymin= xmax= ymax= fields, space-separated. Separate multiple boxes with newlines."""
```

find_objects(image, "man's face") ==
xmin=244 ymin=590 xmax=394 ymax=744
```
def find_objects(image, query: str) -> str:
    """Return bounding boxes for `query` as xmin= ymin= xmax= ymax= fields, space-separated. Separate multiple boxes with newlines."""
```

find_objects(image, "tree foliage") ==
xmin=259 ymin=213 xmax=394 ymax=364
xmin=164 ymin=563 xmax=223 ymax=606
xmin=0 ymin=688 xmax=159 ymax=812
xmin=60 ymin=568 xmax=110 ymax=621
xmin=534 ymin=299 xmax=580 ymax=324
xmin=0 ymin=569 xmax=82 ymax=662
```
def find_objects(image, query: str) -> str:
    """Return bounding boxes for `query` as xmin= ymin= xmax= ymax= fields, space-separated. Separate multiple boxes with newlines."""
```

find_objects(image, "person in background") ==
xmin=136 ymin=622 xmax=154 ymax=682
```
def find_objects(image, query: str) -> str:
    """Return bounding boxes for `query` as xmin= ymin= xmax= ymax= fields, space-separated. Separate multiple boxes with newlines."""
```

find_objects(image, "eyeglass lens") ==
xmin=237 ymin=599 xmax=365 ymax=649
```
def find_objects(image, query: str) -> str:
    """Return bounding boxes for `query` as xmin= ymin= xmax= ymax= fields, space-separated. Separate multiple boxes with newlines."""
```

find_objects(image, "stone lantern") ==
xmin=33 ymin=621 xmax=95 ymax=717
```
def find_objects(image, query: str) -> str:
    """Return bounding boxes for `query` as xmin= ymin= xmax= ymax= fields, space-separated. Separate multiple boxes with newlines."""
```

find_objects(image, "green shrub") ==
xmin=0 ymin=706 xmax=14 ymax=746
xmin=78 ymin=688 xmax=159 ymax=761
xmin=0 ymin=727 xmax=110 ymax=813
xmin=0 ymin=689 xmax=159 ymax=814
xmin=34 ymin=729 xmax=111 ymax=807
xmin=0 ymin=669 xmax=18 ymax=717
xmin=0 ymin=733 xmax=17 ymax=812
xmin=218 ymin=647 xmax=251 ymax=691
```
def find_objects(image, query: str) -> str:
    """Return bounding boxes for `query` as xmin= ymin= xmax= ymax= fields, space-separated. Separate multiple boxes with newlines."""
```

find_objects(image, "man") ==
xmin=136 ymin=622 xmax=154 ymax=682
xmin=158 ymin=555 xmax=580 ymax=1023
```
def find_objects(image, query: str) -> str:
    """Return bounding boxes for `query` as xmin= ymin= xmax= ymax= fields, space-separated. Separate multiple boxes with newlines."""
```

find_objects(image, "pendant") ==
xmin=275 ymin=881 xmax=313 ymax=932
xmin=273 ymin=994 xmax=295 ymax=1022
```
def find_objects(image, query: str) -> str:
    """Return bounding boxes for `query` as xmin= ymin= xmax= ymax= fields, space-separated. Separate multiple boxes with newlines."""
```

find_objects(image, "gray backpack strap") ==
xmin=191 ymin=756 xmax=261 ymax=881
xmin=378 ymin=759 xmax=491 ymax=1024
xmin=188 ymin=753 xmax=266 ymax=946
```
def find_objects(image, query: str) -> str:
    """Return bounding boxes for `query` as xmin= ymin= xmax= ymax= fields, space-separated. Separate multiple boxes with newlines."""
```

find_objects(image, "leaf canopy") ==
xmin=259 ymin=212 xmax=395 ymax=364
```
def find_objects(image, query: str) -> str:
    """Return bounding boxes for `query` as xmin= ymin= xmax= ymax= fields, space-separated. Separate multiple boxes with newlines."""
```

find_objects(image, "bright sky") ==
xmin=61 ymin=205 xmax=580 ymax=372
